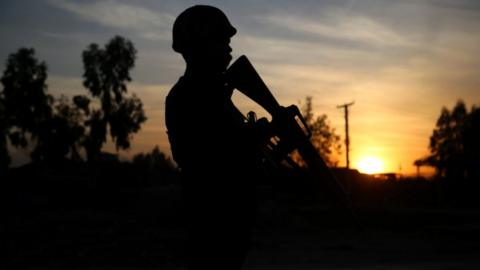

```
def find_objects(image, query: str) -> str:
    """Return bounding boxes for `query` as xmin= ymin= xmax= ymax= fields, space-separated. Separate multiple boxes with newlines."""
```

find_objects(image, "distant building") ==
xmin=372 ymin=173 xmax=397 ymax=181
xmin=331 ymin=167 xmax=361 ymax=180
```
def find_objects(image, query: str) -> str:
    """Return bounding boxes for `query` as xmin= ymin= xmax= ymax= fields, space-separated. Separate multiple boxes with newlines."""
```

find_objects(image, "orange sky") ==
xmin=2 ymin=1 xmax=479 ymax=176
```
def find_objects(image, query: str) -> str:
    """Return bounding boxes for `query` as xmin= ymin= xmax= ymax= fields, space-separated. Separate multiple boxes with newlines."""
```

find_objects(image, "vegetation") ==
xmin=132 ymin=146 xmax=177 ymax=186
xmin=297 ymin=96 xmax=342 ymax=167
xmin=0 ymin=36 xmax=149 ymax=167
xmin=82 ymin=36 xmax=146 ymax=161
xmin=415 ymin=100 xmax=480 ymax=180
xmin=0 ymin=48 xmax=53 ymax=163
xmin=0 ymin=92 xmax=9 ymax=171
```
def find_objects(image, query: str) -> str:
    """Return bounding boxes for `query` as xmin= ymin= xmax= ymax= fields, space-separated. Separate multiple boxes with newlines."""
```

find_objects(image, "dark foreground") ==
xmin=6 ymin=177 xmax=480 ymax=269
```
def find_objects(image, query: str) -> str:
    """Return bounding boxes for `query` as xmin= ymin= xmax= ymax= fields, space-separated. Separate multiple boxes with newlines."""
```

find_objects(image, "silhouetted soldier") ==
xmin=165 ymin=5 xmax=260 ymax=270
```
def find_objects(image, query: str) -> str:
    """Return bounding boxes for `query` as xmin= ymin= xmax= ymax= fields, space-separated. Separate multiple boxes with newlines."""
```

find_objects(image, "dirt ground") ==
xmin=8 ymin=185 xmax=480 ymax=269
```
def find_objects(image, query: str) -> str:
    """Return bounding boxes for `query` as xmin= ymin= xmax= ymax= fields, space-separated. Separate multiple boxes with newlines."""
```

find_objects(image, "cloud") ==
xmin=234 ymin=35 xmax=378 ymax=66
xmin=427 ymin=0 xmax=480 ymax=11
xmin=48 ymin=0 xmax=174 ymax=40
xmin=260 ymin=7 xmax=417 ymax=48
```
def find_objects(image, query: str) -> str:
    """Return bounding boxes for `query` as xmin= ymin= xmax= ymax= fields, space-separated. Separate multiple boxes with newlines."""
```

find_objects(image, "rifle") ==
xmin=225 ymin=55 xmax=361 ymax=228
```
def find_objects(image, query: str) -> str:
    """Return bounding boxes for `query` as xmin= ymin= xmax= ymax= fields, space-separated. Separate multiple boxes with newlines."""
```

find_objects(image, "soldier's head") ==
xmin=172 ymin=5 xmax=236 ymax=73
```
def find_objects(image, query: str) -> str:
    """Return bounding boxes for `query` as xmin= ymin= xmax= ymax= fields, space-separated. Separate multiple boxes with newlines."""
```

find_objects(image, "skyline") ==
xmin=1 ymin=0 xmax=479 ymax=175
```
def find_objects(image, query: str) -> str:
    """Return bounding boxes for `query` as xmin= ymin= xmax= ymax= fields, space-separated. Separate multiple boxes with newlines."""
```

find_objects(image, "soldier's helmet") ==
xmin=172 ymin=5 xmax=237 ymax=54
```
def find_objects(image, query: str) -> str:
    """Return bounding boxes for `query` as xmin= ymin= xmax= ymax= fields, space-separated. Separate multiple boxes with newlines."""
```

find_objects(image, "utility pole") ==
xmin=337 ymin=102 xmax=355 ymax=169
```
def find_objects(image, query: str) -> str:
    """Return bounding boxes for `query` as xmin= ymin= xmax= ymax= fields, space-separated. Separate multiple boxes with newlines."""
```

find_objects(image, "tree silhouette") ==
xmin=295 ymin=96 xmax=341 ymax=167
xmin=132 ymin=146 xmax=176 ymax=185
xmin=464 ymin=105 xmax=480 ymax=179
xmin=1 ymin=37 xmax=146 ymax=165
xmin=82 ymin=36 xmax=146 ymax=160
xmin=416 ymin=100 xmax=480 ymax=180
xmin=0 ymin=93 xmax=9 ymax=171
xmin=1 ymin=48 xmax=53 ymax=161
xmin=31 ymin=95 xmax=91 ymax=162
xmin=431 ymin=101 xmax=467 ymax=179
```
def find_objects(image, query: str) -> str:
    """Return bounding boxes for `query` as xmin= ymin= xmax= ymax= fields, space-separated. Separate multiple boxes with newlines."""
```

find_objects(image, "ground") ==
xmin=7 ymin=184 xmax=480 ymax=269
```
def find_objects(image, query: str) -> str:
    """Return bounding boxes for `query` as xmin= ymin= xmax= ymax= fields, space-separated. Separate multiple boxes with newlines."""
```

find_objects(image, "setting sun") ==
xmin=357 ymin=157 xmax=384 ymax=174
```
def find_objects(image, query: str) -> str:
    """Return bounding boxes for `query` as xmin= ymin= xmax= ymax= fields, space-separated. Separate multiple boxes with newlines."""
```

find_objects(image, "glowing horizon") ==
xmin=356 ymin=156 xmax=384 ymax=175
xmin=1 ymin=1 xmax=479 ymax=176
